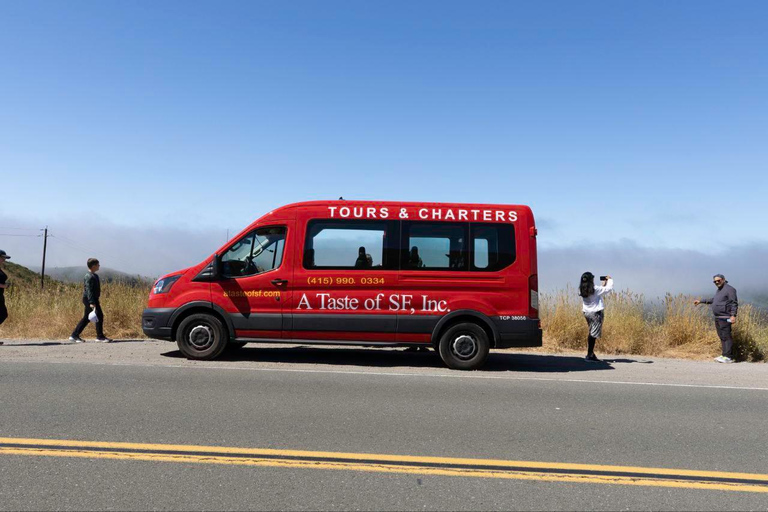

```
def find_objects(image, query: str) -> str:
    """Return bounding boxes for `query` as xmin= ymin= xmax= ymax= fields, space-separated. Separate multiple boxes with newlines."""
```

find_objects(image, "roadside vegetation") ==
xmin=541 ymin=288 xmax=768 ymax=362
xmin=1 ymin=261 xmax=148 ymax=339
xmin=1 ymin=262 xmax=766 ymax=361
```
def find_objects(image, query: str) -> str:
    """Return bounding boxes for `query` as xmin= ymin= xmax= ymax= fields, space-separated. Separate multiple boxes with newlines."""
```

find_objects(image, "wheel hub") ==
xmin=189 ymin=325 xmax=214 ymax=349
xmin=452 ymin=334 xmax=477 ymax=360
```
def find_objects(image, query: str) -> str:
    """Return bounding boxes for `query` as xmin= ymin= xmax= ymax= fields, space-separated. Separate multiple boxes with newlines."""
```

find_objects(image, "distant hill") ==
xmin=748 ymin=294 xmax=768 ymax=314
xmin=31 ymin=266 xmax=153 ymax=286
xmin=2 ymin=261 xmax=57 ymax=287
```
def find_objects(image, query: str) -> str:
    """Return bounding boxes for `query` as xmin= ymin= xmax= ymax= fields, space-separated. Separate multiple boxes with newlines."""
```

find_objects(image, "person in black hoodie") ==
xmin=695 ymin=274 xmax=738 ymax=363
xmin=69 ymin=258 xmax=112 ymax=343
xmin=0 ymin=249 xmax=10 ymax=344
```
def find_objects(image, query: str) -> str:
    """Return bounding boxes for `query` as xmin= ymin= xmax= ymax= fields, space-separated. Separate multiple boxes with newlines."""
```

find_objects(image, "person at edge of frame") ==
xmin=69 ymin=258 xmax=113 ymax=343
xmin=578 ymin=272 xmax=614 ymax=363
xmin=0 ymin=249 xmax=11 ymax=345
xmin=695 ymin=274 xmax=738 ymax=364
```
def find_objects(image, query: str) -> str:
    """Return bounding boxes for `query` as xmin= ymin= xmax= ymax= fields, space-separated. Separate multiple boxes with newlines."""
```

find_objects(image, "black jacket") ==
xmin=0 ymin=268 xmax=6 ymax=298
xmin=702 ymin=283 xmax=738 ymax=318
xmin=82 ymin=272 xmax=101 ymax=305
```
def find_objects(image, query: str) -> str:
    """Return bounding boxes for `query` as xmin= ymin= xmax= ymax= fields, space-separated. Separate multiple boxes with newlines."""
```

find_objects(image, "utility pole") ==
xmin=40 ymin=226 xmax=48 ymax=289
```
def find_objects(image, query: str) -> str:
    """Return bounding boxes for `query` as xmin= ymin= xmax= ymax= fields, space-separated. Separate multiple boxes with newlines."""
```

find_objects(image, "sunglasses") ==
xmin=713 ymin=280 xmax=723 ymax=284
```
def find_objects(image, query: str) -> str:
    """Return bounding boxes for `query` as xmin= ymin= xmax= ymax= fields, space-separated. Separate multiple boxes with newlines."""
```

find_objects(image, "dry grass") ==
xmin=0 ymin=280 xmax=148 ymax=340
xmin=1 ymin=282 xmax=766 ymax=361
xmin=541 ymin=289 xmax=768 ymax=361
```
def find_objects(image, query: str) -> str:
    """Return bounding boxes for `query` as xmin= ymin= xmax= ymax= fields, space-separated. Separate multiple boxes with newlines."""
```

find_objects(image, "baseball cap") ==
xmin=0 ymin=250 xmax=10 ymax=259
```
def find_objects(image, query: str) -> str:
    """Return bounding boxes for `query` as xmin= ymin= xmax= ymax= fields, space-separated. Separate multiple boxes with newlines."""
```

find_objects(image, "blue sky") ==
xmin=1 ymin=1 xmax=767 ymax=290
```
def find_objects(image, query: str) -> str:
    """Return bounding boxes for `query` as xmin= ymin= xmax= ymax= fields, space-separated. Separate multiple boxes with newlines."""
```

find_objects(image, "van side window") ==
xmin=401 ymin=222 xmax=468 ymax=271
xmin=471 ymin=223 xmax=515 ymax=271
xmin=221 ymin=226 xmax=286 ymax=278
xmin=304 ymin=220 xmax=398 ymax=270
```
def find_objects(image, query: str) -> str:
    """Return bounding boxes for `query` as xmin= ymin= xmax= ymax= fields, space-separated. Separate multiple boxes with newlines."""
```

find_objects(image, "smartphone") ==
xmin=599 ymin=276 xmax=608 ymax=281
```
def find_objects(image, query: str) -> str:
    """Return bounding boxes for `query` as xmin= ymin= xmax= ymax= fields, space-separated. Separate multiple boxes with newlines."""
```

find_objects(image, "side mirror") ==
xmin=192 ymin=254 xmax=221 ymax=282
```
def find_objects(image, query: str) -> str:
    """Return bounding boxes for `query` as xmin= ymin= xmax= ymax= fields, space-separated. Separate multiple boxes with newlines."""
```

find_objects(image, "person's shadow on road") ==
xmin=161 ymin=346 xmax=651 ymax=373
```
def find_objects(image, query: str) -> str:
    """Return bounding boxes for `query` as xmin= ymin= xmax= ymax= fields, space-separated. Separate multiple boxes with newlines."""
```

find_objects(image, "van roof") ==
xmin=273 ymin=200 xmax=532 ymax=212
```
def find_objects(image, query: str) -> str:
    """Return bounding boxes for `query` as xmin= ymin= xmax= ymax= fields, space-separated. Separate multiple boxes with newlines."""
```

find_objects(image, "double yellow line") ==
xmin=2 ymin=436 xmax=767 ymax=493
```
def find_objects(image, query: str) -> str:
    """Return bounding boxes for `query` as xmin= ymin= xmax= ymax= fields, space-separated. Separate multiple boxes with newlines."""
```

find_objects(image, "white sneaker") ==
xmin=714 ymin=356 xmax=725 ymax=363
xmin=69 ymin=336 xmax=85 ymax=343
xmin=721 ymin=357 xmax=734 ymax=364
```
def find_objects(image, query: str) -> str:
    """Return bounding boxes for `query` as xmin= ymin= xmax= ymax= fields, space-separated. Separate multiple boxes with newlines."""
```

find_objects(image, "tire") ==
xmin=176 ymin=313 xmax=229 ymax=360
xmin=438 ymin=322 xmax=490 ymax=370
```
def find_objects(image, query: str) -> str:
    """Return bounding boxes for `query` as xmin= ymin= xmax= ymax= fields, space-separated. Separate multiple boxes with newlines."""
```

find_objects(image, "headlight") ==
xmin=153 ymin=275 xmax=181 ymax=294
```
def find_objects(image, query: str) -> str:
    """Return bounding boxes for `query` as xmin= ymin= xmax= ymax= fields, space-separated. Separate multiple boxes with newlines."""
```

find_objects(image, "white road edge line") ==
xmin=6 ymin=359 xmax=768 ymax=391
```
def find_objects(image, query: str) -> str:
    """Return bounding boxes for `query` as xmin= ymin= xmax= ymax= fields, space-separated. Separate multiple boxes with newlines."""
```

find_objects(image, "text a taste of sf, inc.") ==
xmin=296 ymin=293 xmax=450 ymax=314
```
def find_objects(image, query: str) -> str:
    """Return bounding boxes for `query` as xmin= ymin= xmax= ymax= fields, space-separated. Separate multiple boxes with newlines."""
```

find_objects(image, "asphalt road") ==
xmin=0 ymin=340 xmax=767 ymax=510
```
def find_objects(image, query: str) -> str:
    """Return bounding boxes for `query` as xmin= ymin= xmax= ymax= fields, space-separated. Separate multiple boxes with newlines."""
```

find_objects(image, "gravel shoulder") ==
xmin=1 ymin=337 xmax=765 ymax=389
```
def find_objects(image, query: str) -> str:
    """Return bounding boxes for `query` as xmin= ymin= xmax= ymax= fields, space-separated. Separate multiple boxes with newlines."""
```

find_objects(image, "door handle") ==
xmin=271 ymin=279 xmax=288 ymax=286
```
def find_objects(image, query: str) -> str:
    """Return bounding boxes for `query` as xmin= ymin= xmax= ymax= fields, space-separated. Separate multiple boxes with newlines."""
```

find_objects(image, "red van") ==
xmin=142 ymin=201 xmax=541 ymax=370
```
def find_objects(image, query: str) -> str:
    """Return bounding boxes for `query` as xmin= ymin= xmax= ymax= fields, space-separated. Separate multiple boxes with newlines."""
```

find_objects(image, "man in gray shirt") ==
xmin=695 ymin=274 xmax=738 ymax=363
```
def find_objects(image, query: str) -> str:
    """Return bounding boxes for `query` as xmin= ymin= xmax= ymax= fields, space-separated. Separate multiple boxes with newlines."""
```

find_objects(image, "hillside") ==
xmin=2 ymin=261 xmax=58 ymax=287
xmin=2 ymin=262 xmax=152 ymax=289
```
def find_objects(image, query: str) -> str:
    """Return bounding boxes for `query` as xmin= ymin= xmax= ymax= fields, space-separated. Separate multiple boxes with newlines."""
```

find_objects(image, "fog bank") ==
xmin=3 ymin=215 xmax=766 ymax=303
xmin=539 ymin=240 xmax=768 ymax=301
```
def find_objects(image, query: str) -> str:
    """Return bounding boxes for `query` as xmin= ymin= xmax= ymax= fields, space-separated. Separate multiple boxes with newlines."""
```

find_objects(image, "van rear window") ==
xmin=470 ymin=224 xmax=516 ymax=271
xmin=401 ymin=221 xmax=515 ymax=272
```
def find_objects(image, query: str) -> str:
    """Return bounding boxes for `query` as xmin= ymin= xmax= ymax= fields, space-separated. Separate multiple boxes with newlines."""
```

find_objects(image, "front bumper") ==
xmin=492 ymin=318 xmax=543 ymax=348
xmin=142 ymin=308 xmax=176 ymax=341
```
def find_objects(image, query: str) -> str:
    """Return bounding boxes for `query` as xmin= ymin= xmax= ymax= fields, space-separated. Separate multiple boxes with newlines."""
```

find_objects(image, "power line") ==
xmin=0 ymin=233 xmax=41 ymax=237
xmin=49 ymin=235 xmax=98 ymax=254
xmin=48 ymin=236 xmax=135 ymax=271
xmin=51 ymin=234 xmax=135 ymax=268
xmin=48 ymin=237 xmax=100 ymax=258
xmin=0 ymin=227 xmax=39 ymax=231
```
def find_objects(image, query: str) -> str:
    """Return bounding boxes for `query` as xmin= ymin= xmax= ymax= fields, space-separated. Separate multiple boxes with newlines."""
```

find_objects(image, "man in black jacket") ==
xmin=69 ymin=258 xmax=112 ymax=343
xmin=0 ymin=249 xmax=10 ymax=345
xmin=695 ymin=274 xmax=738 ymax=363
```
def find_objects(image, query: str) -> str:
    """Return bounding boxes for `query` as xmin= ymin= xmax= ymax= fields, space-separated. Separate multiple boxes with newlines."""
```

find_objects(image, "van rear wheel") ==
xmin=438 ymin=322 xmax=490 ymax=370
xmin=176 ymin=314 xmax=228 ymax=360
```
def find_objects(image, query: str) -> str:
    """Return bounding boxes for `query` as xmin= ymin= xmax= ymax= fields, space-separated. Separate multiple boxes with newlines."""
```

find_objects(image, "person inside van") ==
xmin=355 ymin=247 xmax=370 ymax=269
xmin=447 ymin=237 xmax=466 ymax=269
xmin=578 ymin=272 xmax=613 ymax=362
xmin=408 ymin=246 xmax=424 ymax=269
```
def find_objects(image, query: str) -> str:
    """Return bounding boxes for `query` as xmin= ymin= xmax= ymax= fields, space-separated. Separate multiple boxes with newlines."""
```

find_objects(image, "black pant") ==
xmin=72 ymin=301 xmax=105 ymax=338
xmin=0 ymin=296 xmax=7 ymax=326
xmin=715 ymin=319 xmax=734 ymax=358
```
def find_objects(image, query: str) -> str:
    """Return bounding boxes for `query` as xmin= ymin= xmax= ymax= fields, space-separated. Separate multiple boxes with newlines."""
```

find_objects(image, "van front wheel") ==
xmin=176 ymin=314 xmax=228 ymax=360
xmin=438 ymin=323 xmax=490 ymax=370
